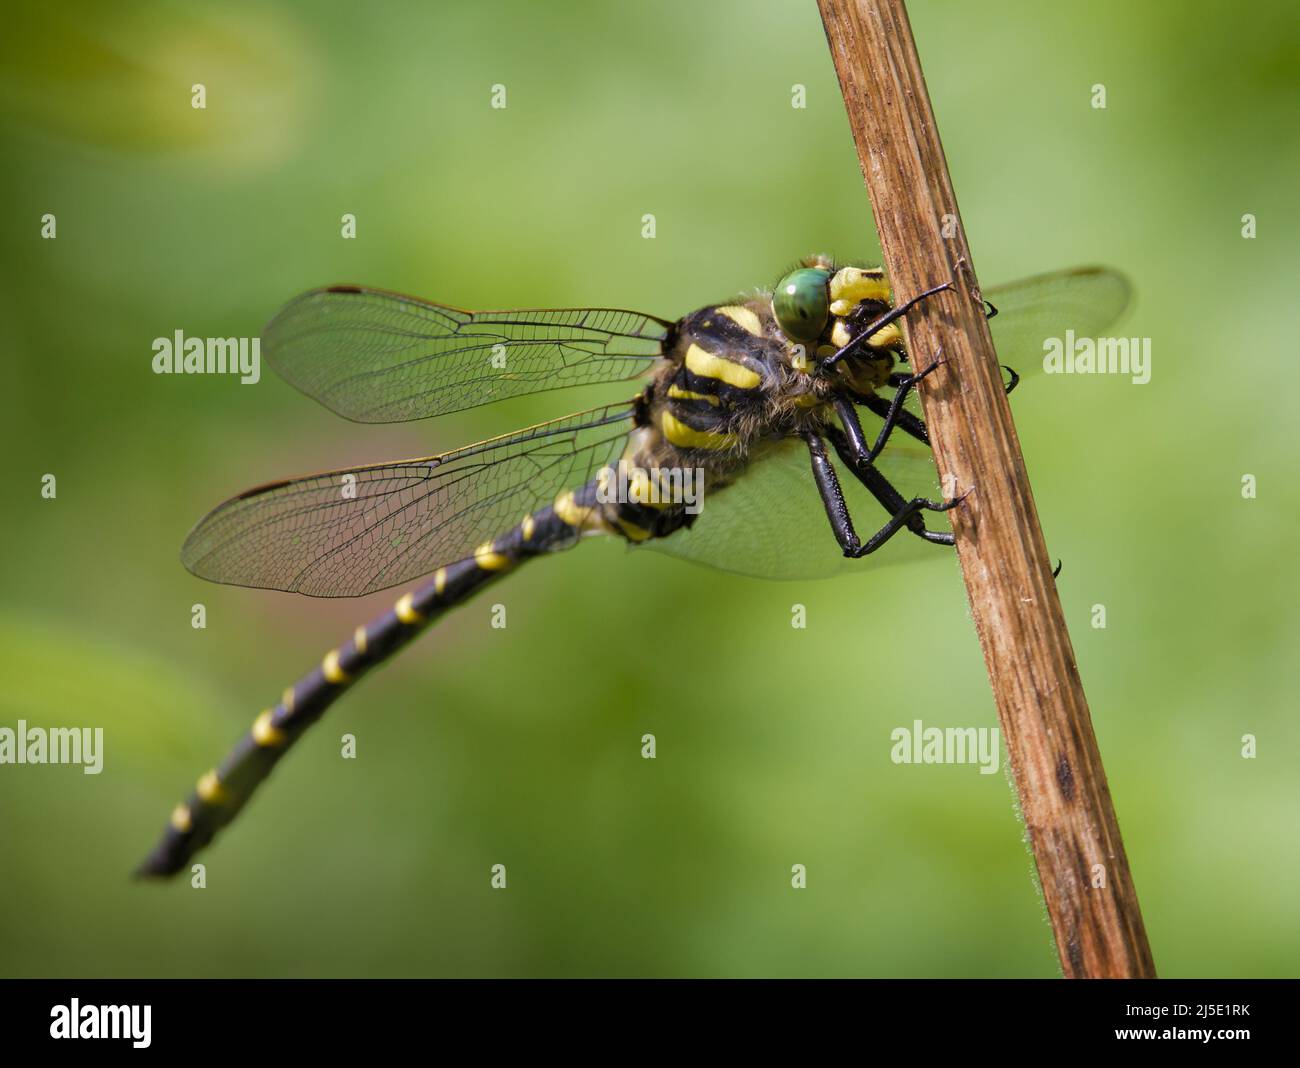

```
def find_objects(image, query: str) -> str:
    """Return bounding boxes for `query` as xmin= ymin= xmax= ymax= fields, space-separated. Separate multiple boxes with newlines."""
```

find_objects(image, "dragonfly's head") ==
xmin=772 ymin=262 xmax=897 ymax=383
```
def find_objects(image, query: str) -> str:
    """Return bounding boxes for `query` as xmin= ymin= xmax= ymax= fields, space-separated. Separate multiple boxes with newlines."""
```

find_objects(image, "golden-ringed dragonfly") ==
xmin=136 ymin=257 xmax=1130 ymax=877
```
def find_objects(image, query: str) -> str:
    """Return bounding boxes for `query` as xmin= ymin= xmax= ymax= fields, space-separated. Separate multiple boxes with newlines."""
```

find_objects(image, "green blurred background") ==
xmin=1 ymin=0 xmax=1296 ymax=977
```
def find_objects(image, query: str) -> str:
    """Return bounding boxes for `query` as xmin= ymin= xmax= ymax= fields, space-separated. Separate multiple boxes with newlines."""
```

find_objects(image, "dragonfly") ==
xmin=136 ymin=256 xmax=1130 ymax=877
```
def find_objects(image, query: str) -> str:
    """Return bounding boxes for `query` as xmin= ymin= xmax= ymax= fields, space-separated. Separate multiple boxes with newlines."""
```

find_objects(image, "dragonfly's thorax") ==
xmin=574 ymin=296 xmax=843 ymax=548
xmin=647 ymin=297 xmax=839 ymax=453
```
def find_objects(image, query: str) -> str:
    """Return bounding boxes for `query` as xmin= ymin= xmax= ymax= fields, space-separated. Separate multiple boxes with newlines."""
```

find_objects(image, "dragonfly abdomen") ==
xmin=136 ymin=491 xmax=608 ymax=877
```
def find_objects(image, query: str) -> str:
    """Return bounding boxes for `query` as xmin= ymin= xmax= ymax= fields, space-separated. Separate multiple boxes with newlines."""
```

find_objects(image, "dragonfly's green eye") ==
xmin=773 ymin=268 xmax=831 ymax=343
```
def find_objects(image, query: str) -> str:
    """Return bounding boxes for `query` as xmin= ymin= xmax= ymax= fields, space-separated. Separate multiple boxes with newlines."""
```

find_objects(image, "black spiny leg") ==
xmin=805 ymin=431 xmax=960 ymax=558
xmin=843 ymin=355 xmax=945 ymax=460
xmin=853 ymin=390 xmax=931 ymax=446
xmin=825 ymin=409 xmax=960 ymax=546
xmin=853 ymin=355 xmax=1019 ymax=447
xmin=893 ymin=363 xmax=1017 ymax=397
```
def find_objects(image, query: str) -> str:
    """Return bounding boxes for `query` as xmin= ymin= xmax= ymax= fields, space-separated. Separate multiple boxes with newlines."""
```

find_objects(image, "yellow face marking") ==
xmin=170 ymin=804 xmax=193 ymax=833
xmin=660 ymin=409 xmax=738 ymax=451
xmin=867 ymin=322 xmax=902 ymax=349
xmin=684 ymin=343 xmax=761 ymax=390
xmin=196 ymin=770 xmax=226 ymax=805
xmin=716 ymin=304 xmax=764 ymax=336
xmin=474 ymin=542 xmax=511 ymax=570
xmin=829 ymin=266 xmax=890 ymax=318
xmin=322 ymin=649 xmax=350 ymax=685
xmin=521 ymin=513 xmax=536 ymax=541
xmin=395 ymin=592 xmax=423 ymax=624
xmin=667 ymin=384 xmax=721 ymax=406
xmin=353 ymin=626 xmax=368 ymax=655
xmin=282 ymin=686 xmax=295 ymax=712
xmin=253 ymin=709 xmax=286 ymax=748
xmin=435 ymin=567 xmax=448 ymax=595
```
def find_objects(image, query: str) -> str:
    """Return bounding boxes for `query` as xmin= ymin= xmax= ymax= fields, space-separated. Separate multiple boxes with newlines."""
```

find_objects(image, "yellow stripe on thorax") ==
xmin=715 ymin=304 xmax=764 ymax=336
xmin=660 ymin=409 xmax=738 ymax=451
xmin=667 ymin=384 xmax=721 ymax=406
xmin=684 ymin=343 xmax=760 ymax=389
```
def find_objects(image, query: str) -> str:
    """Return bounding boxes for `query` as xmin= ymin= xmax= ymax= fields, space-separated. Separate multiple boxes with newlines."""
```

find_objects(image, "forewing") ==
xmin=181 ymin=404 xmax=638 ymax=597
xmin=261 ymin=285 xmax=669 ymax=422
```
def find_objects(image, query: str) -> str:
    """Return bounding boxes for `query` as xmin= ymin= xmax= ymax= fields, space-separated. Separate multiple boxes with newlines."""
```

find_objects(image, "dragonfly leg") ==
xmin=855 ymin=355 xmax=1019 ymax=445
xmin=824 ymin=421 xmax=961 ymax=545
xmin=852 ymin=390 xmax=930 ymax=445
xmin=806 ymin=431 xmax=961 ymax=556
xmin=838 ymin=355 xmax=945 ymax=462
xmin=890 ymin=362 xmax=1019 ymax=396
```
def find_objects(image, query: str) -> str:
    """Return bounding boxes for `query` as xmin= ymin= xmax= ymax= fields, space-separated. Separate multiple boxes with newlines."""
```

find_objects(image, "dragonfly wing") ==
xmin=641 ymin=435 xmax=948 ymax=580
xmin=986 ymin=266 xmax=1133 ymax=374
xmin=181 ymin=404 xmax=638 ymax=597
xmin=261 ymin=285 xmax=670 ymax=423
xmin=888 ymin=265 xmax=1133 ymax=421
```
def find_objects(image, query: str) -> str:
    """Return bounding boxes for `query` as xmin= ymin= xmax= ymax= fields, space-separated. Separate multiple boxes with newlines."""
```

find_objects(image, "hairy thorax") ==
xmin=585 ymin=290 xmax=899 ymax=545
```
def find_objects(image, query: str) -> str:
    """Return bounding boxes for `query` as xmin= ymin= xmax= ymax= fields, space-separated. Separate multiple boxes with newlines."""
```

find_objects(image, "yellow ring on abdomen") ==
xmin=322 ymin=649 xmax=350 ymax=684
xmin=196 ymin=770 xmax=226 ymax=804
xmin=474 ymin=542 xmax=511 ymax=570
xmin=253 ymin=709 xmax=286 ymax=748
xmin=395 ymin=592 xmax=423 ymax=624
